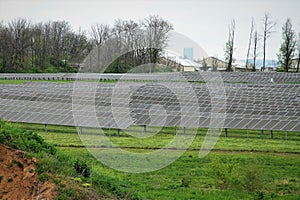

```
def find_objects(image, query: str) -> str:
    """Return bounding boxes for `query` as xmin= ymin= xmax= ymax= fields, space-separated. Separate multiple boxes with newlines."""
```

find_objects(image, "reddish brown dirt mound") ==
xmin=0 ymin=144 xmax=57 ymax=200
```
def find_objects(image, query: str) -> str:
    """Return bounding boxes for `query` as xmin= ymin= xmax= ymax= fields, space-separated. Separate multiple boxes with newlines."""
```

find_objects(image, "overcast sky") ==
xmin=0 ymin=0 xmax=299 ymax=60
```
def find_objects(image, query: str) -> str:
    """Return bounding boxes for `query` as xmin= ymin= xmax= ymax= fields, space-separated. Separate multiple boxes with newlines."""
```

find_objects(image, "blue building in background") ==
xmin=184 ymin=48 xmax=193 ymax=61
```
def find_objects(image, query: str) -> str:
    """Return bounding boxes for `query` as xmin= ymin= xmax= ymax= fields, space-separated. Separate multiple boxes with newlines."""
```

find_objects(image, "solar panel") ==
xmin=1 ymin=72 xmax=300 ymax=83
xmin=0 ymin=73 xmax=299 ymax=131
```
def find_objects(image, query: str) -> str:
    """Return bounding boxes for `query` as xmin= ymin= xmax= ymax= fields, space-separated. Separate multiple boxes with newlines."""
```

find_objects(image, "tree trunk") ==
xmin=246 ymin=18 xmax=254 ymax=70
xmin=262 ymin=38 xmax=266 ymax=71
xmin=297 ymin=55 xmax=300 ymax=73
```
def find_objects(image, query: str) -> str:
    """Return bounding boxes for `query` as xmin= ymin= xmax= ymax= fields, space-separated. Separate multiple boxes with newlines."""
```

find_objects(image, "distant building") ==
xmin=198 ymin=57 xmax=257 ymax=72
xmin=159 ymin=57 xmax=202 ymax=72
xmin=184 ymin=48 xmax=194 ymax=61
xmin=160 ymin=50 xmax=202 ymax=72
xmin=198 ymin=56 xmax=227 ymax=71
xmin=290 ymin=58 xmax=300 ymax=72
xmin=232 ymin=60 xmax=251 ymax=72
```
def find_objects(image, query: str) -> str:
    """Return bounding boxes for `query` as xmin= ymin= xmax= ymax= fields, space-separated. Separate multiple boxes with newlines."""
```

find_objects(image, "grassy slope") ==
xmin=14 ymin=122 xmax=300 ymax=200
xmin=0 ymin=120 xmax=117 ymax=200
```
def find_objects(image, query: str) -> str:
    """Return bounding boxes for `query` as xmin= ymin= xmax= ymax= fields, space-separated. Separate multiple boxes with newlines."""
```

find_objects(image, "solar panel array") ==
xmin=0 ymin=78 xmax=299 ymax=131
xmin=0 ymin=72 xmax=299 ymax=83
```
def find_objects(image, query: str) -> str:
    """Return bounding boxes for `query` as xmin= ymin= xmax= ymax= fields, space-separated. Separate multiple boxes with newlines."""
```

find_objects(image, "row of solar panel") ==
xmin=0 ymin=81 xmax=299 ymax=131
xmin=0 ymin=72 xmax=299 ymax=83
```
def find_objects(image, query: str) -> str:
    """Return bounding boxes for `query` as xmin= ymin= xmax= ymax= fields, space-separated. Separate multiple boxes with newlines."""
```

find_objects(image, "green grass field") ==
xmin=13 ymin=122 xmax=300 ymax=199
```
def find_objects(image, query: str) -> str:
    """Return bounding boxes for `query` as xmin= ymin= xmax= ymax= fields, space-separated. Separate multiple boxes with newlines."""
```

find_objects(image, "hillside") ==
xmin=0 ymin=120 xmax=116 ymax=200
xmin=0 ymin=144 xmax=56 ymax=199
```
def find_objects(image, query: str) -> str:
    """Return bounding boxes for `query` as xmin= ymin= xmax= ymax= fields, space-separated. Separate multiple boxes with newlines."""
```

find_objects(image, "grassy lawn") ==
xmin=13 ymin=122 xmax=300 ymax=199
xmin=15 ymin=123 xmax=300 ymax=153
xmin=59 ymin=148 xmax=300 ymax=200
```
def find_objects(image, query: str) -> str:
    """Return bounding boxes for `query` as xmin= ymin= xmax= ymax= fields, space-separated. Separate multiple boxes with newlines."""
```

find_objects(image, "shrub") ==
xmin=209 ymin=156 xmax=265 ymax=192
xmin=253 ymin=191 xmax=264 ymax=200
xmin=241 ymin=160 xmax=264 ymax=192
xmin=0 ymin=120 xmax=56 ymax=155
xmin=38 ymin=173 xmax=49 ymax=182
xmin=209 ymin=156 xmax=242 ymax=190
xmin=276 ymin=67 xmax=285 ymax=72
xmin=73 ymin=159 xmax=91 ymax=178
xmin=181 ymin=176 xmax=192 ymax=188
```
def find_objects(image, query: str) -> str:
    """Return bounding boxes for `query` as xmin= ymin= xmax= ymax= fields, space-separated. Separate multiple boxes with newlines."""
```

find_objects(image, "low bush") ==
xmin=0 ymin=120 xmax=56 ymax=155
xmin=73 ymin=159 xmax=91 ymax=178
xmin=209 ymin=156 xmax=264 ymax=192
xmin=181 ymin=176 xmax=192 ymax=188
xmin=209 ymin=156 xmax=242 ymax=190
xmin=242 ymin=159 xmax=264 ymax=192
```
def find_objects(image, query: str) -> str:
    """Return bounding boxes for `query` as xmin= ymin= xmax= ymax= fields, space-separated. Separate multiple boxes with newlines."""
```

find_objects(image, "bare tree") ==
xmin=90 ymin=24 xmax=110 ymax=47
xmin=201 ymin=57 xmax=208 ymax=71
xmin=121 ymin=20 xmax=140 ymax=67
xmin=261 ymin=13 xmax=276 ymax=71
xmin=50 ymin=21 xmax=71 ymax=68
xmin=66 ymin=28 xmax=91 ymax=68
xmin=224 ymin=19 xmax=235 ymax=72
xmin=245 ymin=18 xmax=254 ymax=70
xmin=143 ymin=15 xmax=173 ymax=72
xmin=212 ymin=56 xmax=218 ymax=71
xmin=296 ymin=32 xmax=300 ymax=72
xmin=8 ymin=18 xmax=31 ymax=71
xmin=31 ymin=22 xmax=45 ymax=70
xmin=278 ymin=18 xmax=297 ymax=72
xmin=0 ymin=21 xmax=14 ymax=72
xmin=252 ymin=30 xmax=259 ymax=72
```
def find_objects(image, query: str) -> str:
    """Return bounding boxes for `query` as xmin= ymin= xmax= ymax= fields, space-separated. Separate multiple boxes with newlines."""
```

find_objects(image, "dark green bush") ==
xmin=253 ymin=191 xmax=264 ymax=200
xmin=181 ymin=176 xmax=192 ymax=188
xmin=73 ymin=159 xmax=91 ymax=178
xmin=0 ymin=120 xmax=56 ymax=155
xmin=38 ymin=173 xmax=49 ymax=182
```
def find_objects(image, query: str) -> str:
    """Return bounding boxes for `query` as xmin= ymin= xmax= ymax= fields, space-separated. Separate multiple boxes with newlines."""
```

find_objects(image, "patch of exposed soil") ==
xmin=0 ymin=144 xmax=57 ymax=200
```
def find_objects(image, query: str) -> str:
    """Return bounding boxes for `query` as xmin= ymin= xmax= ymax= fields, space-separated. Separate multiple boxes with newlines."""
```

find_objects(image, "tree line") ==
xmin=84 ymin=15 xmax=173 ymax=73
xmin=224 ymin=13 xmax=300 ymax=72
xmin=1 ymin=14 xmax=299 ymax=73
xmin=0 ymin=15 xmax=173 ymax=73
xmin=0 ymin=19 xmax=90 ymax=72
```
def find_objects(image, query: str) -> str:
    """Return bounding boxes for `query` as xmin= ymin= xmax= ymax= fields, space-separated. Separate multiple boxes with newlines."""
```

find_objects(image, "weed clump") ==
xmin=209 ymin=156 xmax=264 ymax=192
xmin=73 ymin=159 xmax=91 ymax=178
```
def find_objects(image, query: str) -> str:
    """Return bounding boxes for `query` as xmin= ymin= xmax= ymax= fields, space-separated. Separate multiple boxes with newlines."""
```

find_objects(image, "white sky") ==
xmin=0 ymin=0 xmax=299 ymax=60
